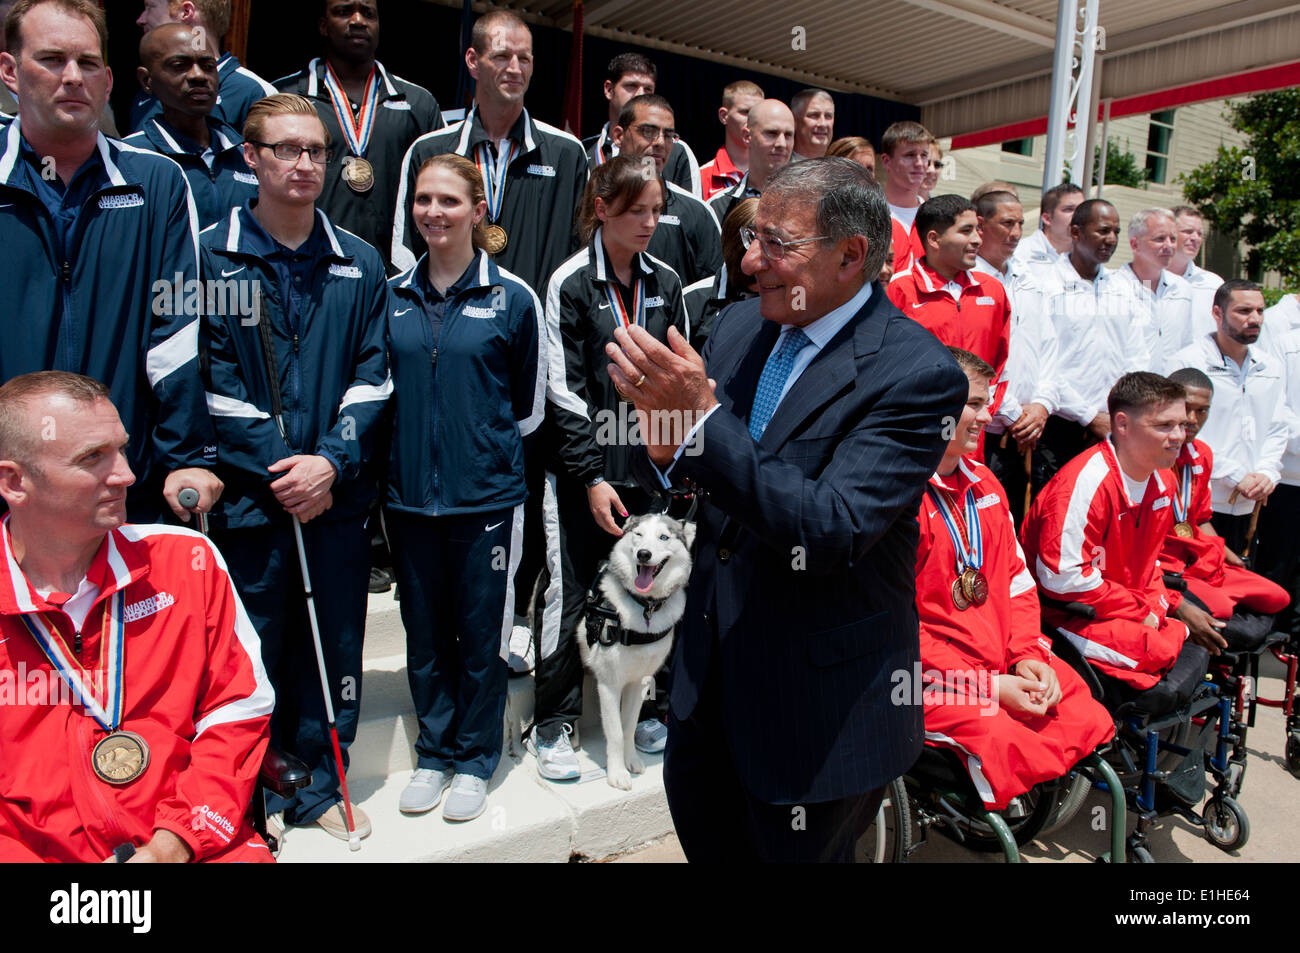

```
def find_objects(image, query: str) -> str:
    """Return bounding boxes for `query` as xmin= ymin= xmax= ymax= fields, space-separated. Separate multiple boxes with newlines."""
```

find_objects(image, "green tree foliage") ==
xmin=1180 ymin=89 xmax=1300 ymax=284
xmin=1096 ymin=138 xmax=1148 ymax=188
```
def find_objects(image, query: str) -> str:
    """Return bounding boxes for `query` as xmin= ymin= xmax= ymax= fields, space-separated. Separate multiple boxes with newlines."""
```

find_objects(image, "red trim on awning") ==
xmin=949 ymin=61 xmax=1300 ymax=150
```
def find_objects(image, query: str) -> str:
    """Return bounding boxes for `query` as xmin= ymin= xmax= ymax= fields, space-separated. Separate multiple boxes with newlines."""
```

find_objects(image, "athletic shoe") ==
xmin=634 ymin=718 xmax=668 ymax=754
xmin=526 ymin=723 xmax=580 ymax=780
xmin=314 ymin=802 xmax=372 ymax=840
xmin=442 ymin=774 xmax=488 ymax=822
xmin=507 ymin=623 xmax=535 ymax=675
xmin=368 ymin=567 xmax=393 ymax=594
xmin=399 ymin=768 xmax=453 ymax=814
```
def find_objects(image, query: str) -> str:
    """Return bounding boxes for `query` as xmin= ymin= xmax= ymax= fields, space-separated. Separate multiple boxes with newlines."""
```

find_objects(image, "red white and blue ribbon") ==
xmin=475 ymin=140 xmax=520 ymax=225
xmin=18 ymin=589 xmax=125 ymax=730
xmin=1172 ymin=463 xmax=1193 ymax=524
xmin=322 ymin=63 xmax=379 ymax=158
xmin=604 ymin=276 xmax=645 ymax=331
xmin=928 ymin=484 xmax=983 ymax=576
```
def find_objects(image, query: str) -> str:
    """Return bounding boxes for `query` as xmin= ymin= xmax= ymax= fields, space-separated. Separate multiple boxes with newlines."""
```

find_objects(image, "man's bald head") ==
xmin=139 ymin=21 xmax=212 ymax=69
xmin=746 ymin=99 xmax=795 ymax=187
xmin=747 ymin=98 xmax=794 ymax=132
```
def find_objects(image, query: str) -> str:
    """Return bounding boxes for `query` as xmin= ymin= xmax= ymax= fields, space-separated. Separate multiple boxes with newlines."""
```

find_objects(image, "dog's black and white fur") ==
xmin=577 ymin=513 xmax=695 ymax=789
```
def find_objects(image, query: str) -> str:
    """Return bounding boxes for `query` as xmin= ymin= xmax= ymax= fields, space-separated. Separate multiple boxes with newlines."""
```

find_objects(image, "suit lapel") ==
xmin=722 ymin=317 xmax=780 ymax=424
xmin=758 ymin=314 xmax=859 ymax=451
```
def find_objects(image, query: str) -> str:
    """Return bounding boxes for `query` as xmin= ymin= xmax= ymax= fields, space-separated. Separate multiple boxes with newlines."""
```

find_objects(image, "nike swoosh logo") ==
xmin=485 ymin=521 xmax=505 ymax=532
xmin=221 ymin=266 xmax=246 ymax=277
xmin=910 ymin=303 xmax=922 ymax=309
xmin=393 ymin=308 xmax=413 ymax=316
xmin=597 ymin=302 xmax=610 ymax=310
xmin=0 ymin=202 xmax=13 ymax=210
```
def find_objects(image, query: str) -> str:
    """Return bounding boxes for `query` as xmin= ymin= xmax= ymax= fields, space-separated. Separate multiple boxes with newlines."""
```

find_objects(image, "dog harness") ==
xmin=583 ymin=561 xmax=675 ymax=648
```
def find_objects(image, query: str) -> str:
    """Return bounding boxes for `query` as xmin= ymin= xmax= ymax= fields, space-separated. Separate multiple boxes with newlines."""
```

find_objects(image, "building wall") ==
xmin=938 ymin=99 xmax=1253 ymax=276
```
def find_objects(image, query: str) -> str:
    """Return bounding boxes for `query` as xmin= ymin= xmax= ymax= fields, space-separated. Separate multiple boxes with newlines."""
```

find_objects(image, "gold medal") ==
xmin=951 ymin=577 xmax=970 ymax=611
xmin=92 ymin=730 xmax=150 ymax=785
xmin=1174 ymin=521 xmax=1194 ymax=538
xmin=961 ymin=568 xmax=989 ymax=607
xmin=482 ymin=223 xmax=508 ymax=255
xmin=341 ymin=156 xmax=374 ymax=193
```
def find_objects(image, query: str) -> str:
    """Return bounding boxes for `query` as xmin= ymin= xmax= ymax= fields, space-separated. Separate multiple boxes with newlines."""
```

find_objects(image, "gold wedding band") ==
xmin=633 ymin=374 xmax=647 ymax=388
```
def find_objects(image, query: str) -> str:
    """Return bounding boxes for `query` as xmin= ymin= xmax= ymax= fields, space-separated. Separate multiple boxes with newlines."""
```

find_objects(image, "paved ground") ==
xmin=612 ymin=650 xmax=1300 ymax=863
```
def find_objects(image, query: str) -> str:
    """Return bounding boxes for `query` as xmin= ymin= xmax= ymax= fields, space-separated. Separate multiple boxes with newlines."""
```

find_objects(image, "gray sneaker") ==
xmin=399 ymin=768 xmax=453 ymax=814
xmin=634 ymin=719 xmax=668 ymax=754
xmin=442 ymin=774 xmax=488 ymax=822
xmin=526 ymin=723 xmax=580 ymax=780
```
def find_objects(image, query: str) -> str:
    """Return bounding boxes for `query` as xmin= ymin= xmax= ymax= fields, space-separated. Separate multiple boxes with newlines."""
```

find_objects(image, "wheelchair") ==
xmin=1044 ymin=598 xmax=1249 ymax=860
xmin=252 ymin=748 xmax=312 ymax=855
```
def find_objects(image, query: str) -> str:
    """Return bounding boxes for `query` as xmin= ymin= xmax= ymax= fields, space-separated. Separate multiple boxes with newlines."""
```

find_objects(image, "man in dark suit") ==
xmin=606 ymin=158 xmax=968 ymax=862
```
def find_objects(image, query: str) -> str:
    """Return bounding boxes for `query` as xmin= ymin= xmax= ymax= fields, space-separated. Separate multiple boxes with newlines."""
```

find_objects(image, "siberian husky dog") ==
xmin=577 ymin=514 xmax=695 ymax=789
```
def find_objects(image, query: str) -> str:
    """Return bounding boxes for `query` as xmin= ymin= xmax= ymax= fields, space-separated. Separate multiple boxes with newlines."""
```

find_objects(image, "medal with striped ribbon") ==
xmin=928 ymin=483 xmax=989 ymax=609
xmin=604 ymin=275 xmax=645 ymax=333
xmin=1173 ymin=463 xmax=1194 ymax=538
xmin=323 ymin=63 xmax=379 ymax=193
xmin=475 ymin=139 xmax=520 ymax=254
xmin=19 ymin=589 xmax=150 ymax=784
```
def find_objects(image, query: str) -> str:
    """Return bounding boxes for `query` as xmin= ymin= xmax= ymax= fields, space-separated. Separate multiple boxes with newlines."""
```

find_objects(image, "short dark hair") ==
xmin=1213 ymin=278 xmax=1261 ymax=315
xmin=470 ymin=9 xmax=528 ymax=53
xmin=973 ymin=190 xmax=1020 ymax=221
xmin=1070 ymin=198 xmax=1115 ymax=230
xmin=916 ymin=194 xmax=974 ymax=247
xmin=1041 ymin=182 xmax=1085 ymax=217
xmin=606 ymin=52 xmax=655 ymax=85
xmin=790 ymin=88 xmax=832 ymax=115
xmin=1168 ymin=367 xmax=1214 ymax=394
xmin=1108 ymin=372 xmax=1186 ymax=420
xmin=880 ymin=121 xmax=933 ymax=157
xmin=948 ymin=346 xmax=994 ymax=381
xmin=616 ymin=93 xmax=672 ymax=132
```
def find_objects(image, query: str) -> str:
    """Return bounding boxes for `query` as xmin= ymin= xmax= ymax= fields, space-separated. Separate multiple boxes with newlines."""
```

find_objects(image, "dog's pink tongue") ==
xmin=635 ymin=565 xmax=655 ymax=593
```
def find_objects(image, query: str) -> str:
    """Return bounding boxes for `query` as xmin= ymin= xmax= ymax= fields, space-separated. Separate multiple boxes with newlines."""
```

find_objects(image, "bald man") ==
xmin=709 ymin=98 xmax=794 ymax=224
xmin=122 ymin=24 xmax=256 ymax=227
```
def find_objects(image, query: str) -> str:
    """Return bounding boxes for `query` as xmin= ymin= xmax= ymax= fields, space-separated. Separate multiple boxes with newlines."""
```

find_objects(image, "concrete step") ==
xmin=275 ymin=589 xmax=672 ymax=863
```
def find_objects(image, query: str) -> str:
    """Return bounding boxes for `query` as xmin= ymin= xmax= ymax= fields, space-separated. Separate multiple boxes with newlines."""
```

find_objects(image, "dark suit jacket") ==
xmin=634 ymin=283 xmax=967 ymax=804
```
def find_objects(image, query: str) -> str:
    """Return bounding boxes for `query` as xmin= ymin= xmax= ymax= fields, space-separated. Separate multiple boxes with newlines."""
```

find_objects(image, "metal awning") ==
xmin=432 ymin=0 xmax=1300 ymax=140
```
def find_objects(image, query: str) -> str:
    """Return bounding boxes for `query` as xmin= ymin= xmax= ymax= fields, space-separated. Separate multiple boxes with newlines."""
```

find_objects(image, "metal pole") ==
xmin=1042 ymin=0 xmax=1079 ymax=192
xmin=1096 ymin=98 xmax=1112 ymax=198
xmin=1081 ymin=37 xmax=1103 ymax=191
xmin=1070 ymin=0 xmax=1099 ymax=185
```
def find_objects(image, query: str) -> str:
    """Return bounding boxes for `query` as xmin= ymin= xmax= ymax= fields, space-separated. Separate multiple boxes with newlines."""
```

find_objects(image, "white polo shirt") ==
xmin=1169 ymin=332 xmax=1288 ymax=516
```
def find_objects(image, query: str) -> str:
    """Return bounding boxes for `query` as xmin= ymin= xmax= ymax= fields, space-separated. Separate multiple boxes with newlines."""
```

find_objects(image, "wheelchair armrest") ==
xmin=260 ymin=747 xmax=311 ymax=797
xmin=1040 ymin=596 xmax=1097 ymax=620
xmin=1162 ymin=571 xmax=1187 ymax=592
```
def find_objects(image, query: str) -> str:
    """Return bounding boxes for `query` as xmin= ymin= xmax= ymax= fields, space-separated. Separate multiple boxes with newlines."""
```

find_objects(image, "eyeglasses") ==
xmin=739 ymin=226 xmax=829 ymax=261
xmin=632 ymin=123 xmax=677 ymax=144
xmin=248 ymin=140 xmax=332 ymax=164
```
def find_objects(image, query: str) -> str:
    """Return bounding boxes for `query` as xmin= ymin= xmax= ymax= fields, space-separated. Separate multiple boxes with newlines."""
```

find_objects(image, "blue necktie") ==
xmin=749 ymin=327 xmax=811 ymax=441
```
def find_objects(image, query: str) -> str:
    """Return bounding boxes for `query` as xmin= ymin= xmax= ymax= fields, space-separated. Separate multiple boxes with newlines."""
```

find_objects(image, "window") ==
xmin=1145 ymin=109 xmax=1175 ymax=184
xmin=1001 ymin=138 xmax=1033 ymax=156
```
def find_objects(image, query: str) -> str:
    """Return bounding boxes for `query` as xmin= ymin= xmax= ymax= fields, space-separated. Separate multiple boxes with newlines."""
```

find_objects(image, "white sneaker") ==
xmin=399 ymin=768 xmax=453 ymax=814
xmin=634 ymin=719 xmax=668 ymax=754
xmin=442 ymin=774 xmax=488 ymax=822
xmin=526 ymin=723 xmax=580 ymax=780
xmin=508 ymin=624 xmax=535 ymax=675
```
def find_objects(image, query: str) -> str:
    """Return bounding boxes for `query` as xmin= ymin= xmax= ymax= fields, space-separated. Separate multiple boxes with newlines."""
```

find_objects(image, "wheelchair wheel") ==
xmin=856 ymin=777 xmax=911 ymax=863
xmin=1127 ymin=844 xmax=1155 ymax=863
xmin=1285 ymin=733 xmax=1300 ymax=776
xmin=1203 ymin=795 xmax=1249 ymax=852
xmin=958 ymin=780 xmax=1058 ymax=851
xmin=1039 ymin=770 xmax=1092 ymax=836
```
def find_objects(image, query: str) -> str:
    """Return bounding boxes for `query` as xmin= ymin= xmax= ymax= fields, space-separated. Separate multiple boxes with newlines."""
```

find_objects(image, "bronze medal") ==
xmin=92 ymin=730 xmax=150 ymax=785
xmin=961 ymin=568 xmax=989 ymax=607
xmin=951 ymin=577 xmax=970 ymax=610
xmin=482 ymin=223 xmax=508 ymax=255
xmin=1174 ymin=521 xmax=1194 ymax=538
xmin=341 ymin=156 xmax=374 ymax=193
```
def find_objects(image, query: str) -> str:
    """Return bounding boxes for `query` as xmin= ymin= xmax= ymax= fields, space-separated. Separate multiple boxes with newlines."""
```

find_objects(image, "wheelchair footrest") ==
xmin=1164 ymin=742 xmax=1207 ymax=807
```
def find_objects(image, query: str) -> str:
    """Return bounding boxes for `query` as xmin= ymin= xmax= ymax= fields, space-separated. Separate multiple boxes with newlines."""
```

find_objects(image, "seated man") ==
xmin=1160 ymin=368 xmax=1289 ymax=638
xmin=916 ymin=349 xmax=1113 ymax=811
xmin=0 ymin=372 xmax=274 ymax=862
xmin=1022 ymin=372 xmax=1213 ymax=691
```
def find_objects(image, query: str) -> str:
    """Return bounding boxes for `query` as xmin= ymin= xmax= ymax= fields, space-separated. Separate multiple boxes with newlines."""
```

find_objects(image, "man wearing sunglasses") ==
xmin=607 ymin=158 xmax=968 ymax=861
xmin=612 ymin=93 xmax=722 ymax=286
xmin=199 ymin=93 xmax=391 ymax=843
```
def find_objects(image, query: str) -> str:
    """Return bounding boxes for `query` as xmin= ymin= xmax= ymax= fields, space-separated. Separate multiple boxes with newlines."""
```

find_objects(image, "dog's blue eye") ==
xmin=660 ymin=534 xmax=669 ymax=541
